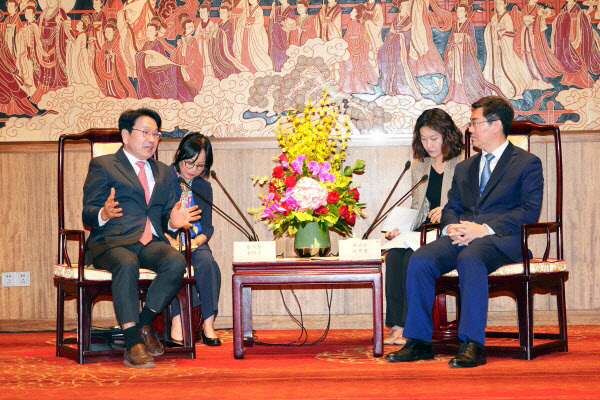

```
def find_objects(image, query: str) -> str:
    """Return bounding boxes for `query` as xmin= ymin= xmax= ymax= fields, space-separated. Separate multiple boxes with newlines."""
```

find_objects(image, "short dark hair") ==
xmin=471 ymin=96 xmax=514 ymax=137
xmin=118 ymin=108 xmax=162 ymax=133
xmin=173 ymin=132 xmax=214 ymax=179
xmin=412 ymin=108 xmax=464 ymax=162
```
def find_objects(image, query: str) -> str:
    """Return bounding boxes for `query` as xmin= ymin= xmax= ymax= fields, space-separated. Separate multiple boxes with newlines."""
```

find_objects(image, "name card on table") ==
xmin=233 ymin=241 xmax=277 ymax=262
xmin=339 ymin=238 xmax=382 ymax=261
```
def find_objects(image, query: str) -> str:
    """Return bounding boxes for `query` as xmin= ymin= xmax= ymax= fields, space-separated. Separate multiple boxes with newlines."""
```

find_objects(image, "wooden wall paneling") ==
xmin=561 ymin=140 xmax=600 ymax=310
xmin=1 ymin=135 xmax=598 ymax=326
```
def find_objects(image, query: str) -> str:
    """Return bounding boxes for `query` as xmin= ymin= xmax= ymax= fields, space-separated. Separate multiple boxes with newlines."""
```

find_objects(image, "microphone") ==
xmin=367 ymin=174 xmax=429 ymax=236
xmin=210 ymin=170 xmax=260 ymax=241
xmin=177 ymin=177 xmax=255 ymax=241
xmin=362 ymin=160 xmax=411 ymax=239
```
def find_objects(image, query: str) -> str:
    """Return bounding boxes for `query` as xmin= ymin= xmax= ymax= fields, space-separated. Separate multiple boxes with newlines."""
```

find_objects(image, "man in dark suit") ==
xmin=386 ymin=96 xmax=544 ymax=367
xmin=83 ymin=108 xmax=201 ymax=368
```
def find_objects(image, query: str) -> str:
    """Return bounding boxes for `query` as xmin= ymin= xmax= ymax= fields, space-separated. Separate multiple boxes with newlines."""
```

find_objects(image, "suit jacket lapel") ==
xmin=468 ymin=153 xmax=481 ymax=205
xmin=114 ymin=148 xmax=145 ymax=195
xmin=479 ymin=142 xmax=517 ymax=201
xmin=148 ymin=158 xmax=160 ymax=204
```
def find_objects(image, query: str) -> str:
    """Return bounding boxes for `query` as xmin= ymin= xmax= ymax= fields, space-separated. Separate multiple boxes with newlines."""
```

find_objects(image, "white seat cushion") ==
xmin=443 ymin=258 xmax=567 ymax=277
xmin=54 ymin=264 xmax=158 ymax=280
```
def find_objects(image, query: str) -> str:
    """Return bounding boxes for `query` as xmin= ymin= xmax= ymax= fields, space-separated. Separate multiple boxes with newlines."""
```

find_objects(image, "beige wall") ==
xmin=0 ymin=133 xmax=598 ymax=324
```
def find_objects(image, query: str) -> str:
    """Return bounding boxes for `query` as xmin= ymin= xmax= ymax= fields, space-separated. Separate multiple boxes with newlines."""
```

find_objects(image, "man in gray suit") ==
xmin=83 ymin=108 xmax=201 ymax=368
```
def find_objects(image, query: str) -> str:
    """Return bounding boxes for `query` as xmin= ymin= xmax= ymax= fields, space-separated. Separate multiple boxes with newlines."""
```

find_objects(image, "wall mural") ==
xmin=0 ymin=0 xmax=599 ymax=141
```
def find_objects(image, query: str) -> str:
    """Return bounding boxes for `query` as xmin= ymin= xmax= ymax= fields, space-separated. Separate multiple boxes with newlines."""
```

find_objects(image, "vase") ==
xmin=294 ymin=221 xmax=331 ymax=258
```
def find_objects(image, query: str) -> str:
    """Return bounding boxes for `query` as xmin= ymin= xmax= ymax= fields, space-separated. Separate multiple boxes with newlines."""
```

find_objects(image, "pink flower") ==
xmin=260 ymin=208 xmax=275 ymax=219
xmin=292 ymin=177 xmax=328 ymax=210
xmin=291 ymin=159 xmax=303 ymax=174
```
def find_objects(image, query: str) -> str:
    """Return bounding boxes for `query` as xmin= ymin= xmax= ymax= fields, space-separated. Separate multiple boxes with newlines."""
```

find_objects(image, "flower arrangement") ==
xmin=250 ymin=90 xmax=365 ymax=237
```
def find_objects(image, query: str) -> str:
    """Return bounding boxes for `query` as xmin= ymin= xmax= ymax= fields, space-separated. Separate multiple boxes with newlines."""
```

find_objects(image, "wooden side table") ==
xmin=232 ymin=258 xmax=383 ymax=359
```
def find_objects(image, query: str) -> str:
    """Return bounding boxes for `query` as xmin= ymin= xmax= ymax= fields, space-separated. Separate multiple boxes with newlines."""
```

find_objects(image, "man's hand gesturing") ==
xmin=170 ymin=201 xmax=202 ymax=229
xmin=100 ymin=187 xmax=123 ymax=221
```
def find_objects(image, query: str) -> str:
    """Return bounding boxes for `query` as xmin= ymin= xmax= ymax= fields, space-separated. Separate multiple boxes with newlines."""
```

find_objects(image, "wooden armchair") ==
xmin=422 ymin=120 xmax=568 ymax=359
xmin=54 ymin=129 xmax=196 ymax=364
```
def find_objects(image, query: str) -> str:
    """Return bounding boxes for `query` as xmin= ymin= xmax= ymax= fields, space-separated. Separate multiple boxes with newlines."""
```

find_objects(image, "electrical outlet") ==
xmin=16 ymin=272 xmax=30 ymax=286
xmin=2 ymin=272 xmax=17 ymax=287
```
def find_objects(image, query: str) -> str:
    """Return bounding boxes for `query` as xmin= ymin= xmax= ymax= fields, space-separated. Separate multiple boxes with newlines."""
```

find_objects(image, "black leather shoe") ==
xmin=386 ymin=339 xmax=434 ymax=362
xmin=139 ymin=325 xmax=164 ymax=356
xmin=201 ymin=330 xmax=222 ymax=347
xmin=448 ymin=340 xmax=486 ymax=368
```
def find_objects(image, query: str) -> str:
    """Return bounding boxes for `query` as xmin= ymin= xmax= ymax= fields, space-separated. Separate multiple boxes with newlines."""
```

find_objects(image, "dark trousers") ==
xmin=171 ymin=243 xmax=221 ymax=320
xmin=385 ymin=247 xmax=414 ymax=328
xmin=403 ymin=236 xmax=513 ymax=345
xmin=93 ymin=239 xmax=187 ymax=325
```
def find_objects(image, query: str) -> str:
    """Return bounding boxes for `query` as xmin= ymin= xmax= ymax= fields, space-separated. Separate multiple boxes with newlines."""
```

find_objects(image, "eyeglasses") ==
xmin=132 ymin=128 xmax=162 ymax=140
xmin=467 ymin=119 xmax=496 ymax=128
xmin=184 ymin=160 xmax=206 ymax=171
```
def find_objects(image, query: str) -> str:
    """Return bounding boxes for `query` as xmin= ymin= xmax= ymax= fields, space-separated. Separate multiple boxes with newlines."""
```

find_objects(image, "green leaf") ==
xmin=343 ymin=166 xmax=353 ymax=176
xmin=353 ymin=159 xmax=366 ymax=173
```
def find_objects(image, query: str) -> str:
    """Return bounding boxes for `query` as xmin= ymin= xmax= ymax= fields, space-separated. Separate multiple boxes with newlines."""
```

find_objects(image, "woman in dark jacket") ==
xmin=169 ymin=133 xmax=222 ymax=346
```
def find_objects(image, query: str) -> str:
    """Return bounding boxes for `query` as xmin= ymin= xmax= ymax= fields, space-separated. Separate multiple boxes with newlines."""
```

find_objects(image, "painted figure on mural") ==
xmin=483 ymin=0 xmax=531 ymax=99
xmin=338 ymin=4 xmax=379 ymax=94
xmin=289 ymin=0 xmax=317 ymax=47
xmin=408 ymin=0 xmax=452 ymax=79
xmin=514 ymin=0 xmax=563 ymax=90
xmin=16 ymin=2 xmax=40 ymax=97
xmin=552 ymin=0 xmax=600 ymax=88
xmin=316 ymin=0 xmax=342 ymax=41
xmin=233 ymin=0 xmax=273 ymax=73
xmin=0 ymin=16 xmax=38 ymax=116
xmin=444 ymin=0 xmax=504 ymax=104
xmin=377 ymin=0 xmax=422 ymax=99
xmin=268 ymin=0 xmax=295 ymax=72
xmin=117 ymin=0 xmax=157 ymax=80
xmin=30 ymin=0 xmax=72 ymax=104
xmin=94 ymin=18 xmax=137 ymax=98
xmin=67 ymin=14 xmax=100 ymax=88
xmin=87 ymin=0 xmax=108 ymax=54
xmin=3 ymin=0 xmax=24 ymax=59
xmin=363 ymin=0 xmax=383 ymax=71
xmin=210 ymin=1 xmax=246 ymax=79
xmin=170 ymin=13 xmax=204 ymax=90
xmin=136 ymin=17 xmax=198 ymax=102
xmin=195 ymin=3 xmax=218 ymax=77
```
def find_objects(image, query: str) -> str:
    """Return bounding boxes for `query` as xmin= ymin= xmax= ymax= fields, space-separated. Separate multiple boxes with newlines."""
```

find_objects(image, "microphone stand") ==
xmin=362 ymin=160 xmax=411 ymax=239
xmin=210 ymin=170 xmax=260 ymax=241
xmin=177 ymin=177 xmax=255 ymax=241
xmin=367 ymin=174 xmax=429 ymax=236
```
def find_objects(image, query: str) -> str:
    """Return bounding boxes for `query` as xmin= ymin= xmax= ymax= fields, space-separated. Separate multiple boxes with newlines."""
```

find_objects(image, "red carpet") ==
xmin=0 ymin=326 xmax=599 ymax=399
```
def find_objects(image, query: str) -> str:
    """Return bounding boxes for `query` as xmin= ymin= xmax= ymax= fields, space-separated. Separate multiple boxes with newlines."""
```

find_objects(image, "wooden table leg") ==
xmin=232 ymin=275 xmax=245 ymax=359
xmin=242 ymin=285 xmax=254 ymax=347
xmin=372 ymin=274 xmax=384 ymax=357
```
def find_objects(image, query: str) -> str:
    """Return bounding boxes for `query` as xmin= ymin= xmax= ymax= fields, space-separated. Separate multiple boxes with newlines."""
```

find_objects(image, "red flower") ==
xmin=282 ymin=203 xmax=292 ymax=215
xmin=273 ymin=191 xmax=281 ymax=201
xmin=348 ymin=188 xmax=360 ymax=201
xmin=327 ymin=190 xmax=340 ymax=204
xmin=338 ymin=205 xmax=356 ymax=225
xmin=272 ymin=166 xmax=285 ymax=178
xmin=339 ymin=205 xmax=350 ymax=219
xmin=279 ymin=153 xmax=288 ymax=163
xmin=346 ymin=212 xmax=357 ymax=225
xmin=284 ymin=174 xmax=297 ymax=188
xmin=315 ymin=206 xmax=329 ymax=215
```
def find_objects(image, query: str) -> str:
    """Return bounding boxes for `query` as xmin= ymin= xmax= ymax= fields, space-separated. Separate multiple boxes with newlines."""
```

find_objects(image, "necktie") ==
xmin=479 ymin=153 xmax=495 ymax=196
xmin=136 ymin=161 xmax=153 ymax=245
